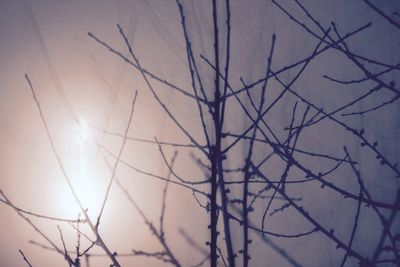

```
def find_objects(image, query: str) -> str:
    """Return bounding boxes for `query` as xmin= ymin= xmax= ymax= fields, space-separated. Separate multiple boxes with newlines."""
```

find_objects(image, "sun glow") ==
xmin=77 ymin=119 xmax=91 ymax=144
xmin=56 ymin=119 xmax=104 ymax=220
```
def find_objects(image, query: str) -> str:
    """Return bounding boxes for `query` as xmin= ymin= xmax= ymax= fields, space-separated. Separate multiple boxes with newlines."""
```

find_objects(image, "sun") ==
xmin=76 ymin=119 xmax=91 ymax=144
xmin=54 ymin=118 xmax=104 ymax=220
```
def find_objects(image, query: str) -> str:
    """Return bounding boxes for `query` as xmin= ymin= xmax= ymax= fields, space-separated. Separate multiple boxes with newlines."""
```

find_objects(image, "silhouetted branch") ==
xmin=0 ymin=195 xmax=85 ymax=223
xmin=96 ymin=90 xmax=138 ymax=227
xmin=19 ymin=249 xmax=33 ymax=267
xmin=364 ymin=0 xmax=400 ymax=29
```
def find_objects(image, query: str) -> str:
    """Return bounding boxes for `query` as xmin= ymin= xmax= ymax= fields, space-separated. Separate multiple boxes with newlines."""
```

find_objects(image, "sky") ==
xmin=0 ymin=0 xmax=400 ymax=266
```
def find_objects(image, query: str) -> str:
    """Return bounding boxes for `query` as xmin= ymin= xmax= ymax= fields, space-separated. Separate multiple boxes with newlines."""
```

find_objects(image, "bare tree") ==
xmin=1 ymin=1 xmax=400 ymax=266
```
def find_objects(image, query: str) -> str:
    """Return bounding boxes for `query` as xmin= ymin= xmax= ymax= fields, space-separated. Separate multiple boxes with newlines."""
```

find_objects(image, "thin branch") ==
xmin=19 ymin=250 xmax=33 ymax=267
xmin=96 ymin=90 xmax=138 ymax=227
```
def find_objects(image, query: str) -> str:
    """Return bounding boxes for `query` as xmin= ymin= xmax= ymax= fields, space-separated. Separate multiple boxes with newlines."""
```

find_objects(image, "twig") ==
xmin=18 ymin=249 xmax=33 ymax=267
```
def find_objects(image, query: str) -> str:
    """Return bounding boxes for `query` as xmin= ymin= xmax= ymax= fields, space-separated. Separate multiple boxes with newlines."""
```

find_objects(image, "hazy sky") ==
xmin=0 ymin=1 xmax=400 ymax=266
